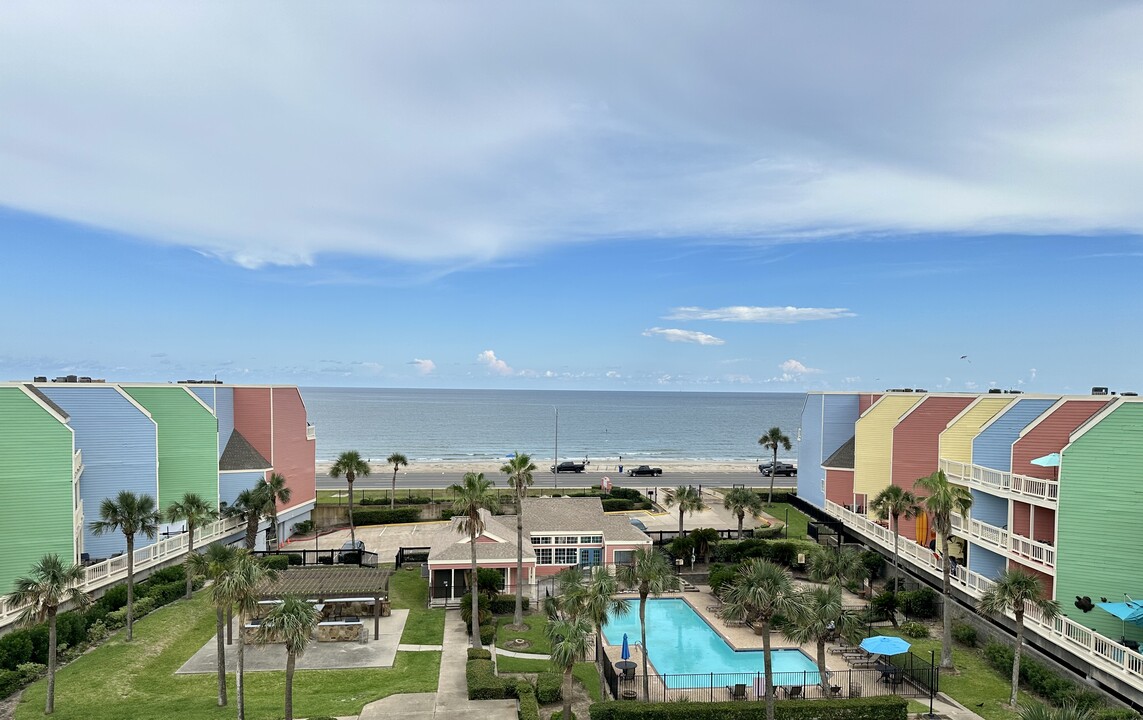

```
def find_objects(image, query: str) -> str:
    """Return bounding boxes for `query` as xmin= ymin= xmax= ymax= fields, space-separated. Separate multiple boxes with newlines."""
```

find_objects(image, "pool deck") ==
xmin=603 ymin=583 xmax=865 ymax=701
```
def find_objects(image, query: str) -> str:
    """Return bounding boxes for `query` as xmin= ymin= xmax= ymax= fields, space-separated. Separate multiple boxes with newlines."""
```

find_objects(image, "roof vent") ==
xmin=1123 ymin=392 xmax=1139 ymax=397
xmin=1092 ymin=386 xmax=1109 ymax=396
xmin=988 ymin=388 xmax=1003 ymax=394
xmin=33 ymin=376 xmax=47 ymax=383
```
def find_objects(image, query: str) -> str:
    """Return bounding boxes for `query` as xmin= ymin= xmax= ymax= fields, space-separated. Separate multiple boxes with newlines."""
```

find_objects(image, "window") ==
xmin=614 ymin=550 xmax=634 ymax=565
xmin=536 ymin=548 xmax=553 ymax=564
xmin=580 ymin=548 xmax=602 ymax=567
xmin=580 ymin=535 xmax=602 ymax=544
xmin=557 ymin=535 xmax=578 ymax=544
xmin=531 ymin=536 xmax=552 ymax=545
xmin=554 ymin=547 xmax=578 ymax=564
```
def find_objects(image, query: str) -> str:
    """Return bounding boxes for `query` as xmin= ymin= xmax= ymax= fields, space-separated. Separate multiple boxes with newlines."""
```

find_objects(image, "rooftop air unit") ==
xmin=1092 ymin=386 xmax=1110 ymax=396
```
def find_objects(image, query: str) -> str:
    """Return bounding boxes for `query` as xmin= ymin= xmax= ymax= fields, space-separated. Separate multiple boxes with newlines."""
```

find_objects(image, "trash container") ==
xmin=381 ymin=599 xmax=391 ymax=617
xmin=618 ymin=465 xmax=623 ymax=474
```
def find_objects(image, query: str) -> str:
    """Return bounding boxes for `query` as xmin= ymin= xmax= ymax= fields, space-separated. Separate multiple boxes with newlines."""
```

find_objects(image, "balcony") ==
xmin=306 ymin=423 xmax=316 ymax=441
xmin=73 ymin=449 xmax=84 ymax=483
xmin=956 ymin=513 xmax=1055 ymax=571
xmin=940 ymin=458 xmax=1058 ymax=506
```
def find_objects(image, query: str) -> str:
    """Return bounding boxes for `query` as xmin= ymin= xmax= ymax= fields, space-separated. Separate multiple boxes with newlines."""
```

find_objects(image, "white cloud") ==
xmin=1030 ymin=368 xmax=1038 ymax=382
xmin=667 ymin=306 xmax=855 ymax=323
xmin=642 ymin=328 xmax=725 ymax=345
xmin=965 ymin=381 xmax=979 ymax=390
xmin=3 ymin=4 xmax=1143 ymax=269
xmin=605 ymin=371 xmax=621 ymax=379
xmin=843 ymin=376 xmax=862 ymax=384
xmin=477 ymin=350 xmax=514 ymax=376
xmin=780 ymin=359 xmax=821 ymax=375
xmin=410 ymin=358 xmax=436 ymax=375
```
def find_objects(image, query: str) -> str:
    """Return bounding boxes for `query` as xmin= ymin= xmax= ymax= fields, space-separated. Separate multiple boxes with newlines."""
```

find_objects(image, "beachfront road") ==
xmin=314 ymin=470 xmax=797 ymax=491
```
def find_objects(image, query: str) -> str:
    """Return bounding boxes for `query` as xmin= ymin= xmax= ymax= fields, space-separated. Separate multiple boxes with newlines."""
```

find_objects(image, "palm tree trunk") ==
xmin=215 ymin=608 xmax=227 ymax=706
xmin=816 ymin=638 xmax=829 ymax=694
xmin=347 ymin=475 xmax=357 ymax=548
xmin=126 ymin=534 xmax=135 ymax=641
xmin=562 ymin=665 xmax=573 ymax=720
xmin=639 ymin=594 xmax=649 ymax=700
xmin=391 ymin=468 xmax=398 ymax=511
xmin=762 ymin=619 xmax=775 ymax=720
xmin=285 ymin=651 xmax=296 ymax=720
xmin=891 ymin=514 xmax=900 ymax=591
xmin=1010 ymin=614 xmax=1024 ymax=707
xmin=678 ymin=508 xmax=684 ymax=536
xmin=514 ymin=492 xmax=525 ymax=627
xmin=768 ymin=446 xmax=777 ymax=504
xmin=939 ymin=529 xmax=954 ymax=670
xmin=594 ymin=622 xmax=606 ymax=702
xmin=237 ymin=609 xmax=246 ymax=720
xmin=186 ymin=521 xmax=196 ymax=600
xmin=46 ymin=609 xmax=56 ymax=715
xmin=245 ymin=513 xmax=257 ymax=550
xmin=737 ymin=511 xmax=744 ymax=540
xmin=470 ymin=529 xmax=482 ymax=649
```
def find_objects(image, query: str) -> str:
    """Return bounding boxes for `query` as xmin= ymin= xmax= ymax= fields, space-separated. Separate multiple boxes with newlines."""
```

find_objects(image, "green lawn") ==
xmin=390 ymin=565 xmax=445 ymax=645
xmin=497 ymin=614 xmax=552 ymax=654
xmin=762 ymin=498 xmax=810 ymax=539
xmin=14 ymin=591 xmax=440 ymax=720
xmin=496 ymin=657 xmax=602 ymax=702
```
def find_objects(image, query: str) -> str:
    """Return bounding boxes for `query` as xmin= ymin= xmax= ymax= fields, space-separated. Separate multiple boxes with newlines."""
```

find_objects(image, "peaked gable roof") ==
xmin=823 ymin=436 xmax=856 ymax=470
xmin=219 ymin=429 xmax=272 ymax=471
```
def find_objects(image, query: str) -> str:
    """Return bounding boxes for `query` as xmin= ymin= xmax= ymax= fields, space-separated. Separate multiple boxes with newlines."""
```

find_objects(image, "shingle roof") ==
xmin=259 ymin=566 xmax=392 ymax=598
xmin=219 ymin=429 xmax=272 ymax=471
xmin=823 ymin=436 xmax=856 ymax=470
xmin=429 ymin=510 xmax=533 ymax=563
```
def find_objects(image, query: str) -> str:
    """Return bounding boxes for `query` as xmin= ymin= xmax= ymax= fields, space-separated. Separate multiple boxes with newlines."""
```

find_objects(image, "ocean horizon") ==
xmin=301 ymin=387 xmax=806 ymax=465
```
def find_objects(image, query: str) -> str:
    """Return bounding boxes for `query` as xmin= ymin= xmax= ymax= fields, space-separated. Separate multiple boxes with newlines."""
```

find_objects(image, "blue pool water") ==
xmin=602 ymin=598 xmax=821 ymax=688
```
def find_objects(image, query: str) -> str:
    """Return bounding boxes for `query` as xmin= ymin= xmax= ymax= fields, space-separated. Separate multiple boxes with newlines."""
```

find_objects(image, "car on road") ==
xmin=758 ymin=461 xmax=796 ymax=477
xmin=338 ymin=539 xmax=366 ymax=564
xmin=627 ymin=465 xmax=662 ymax=477
xmin=550 ymin=461 xmax=586 ymax=473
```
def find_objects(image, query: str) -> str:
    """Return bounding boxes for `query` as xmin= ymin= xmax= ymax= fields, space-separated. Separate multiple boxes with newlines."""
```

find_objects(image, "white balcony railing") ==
xmin=940 ymin=458 xmax=1058 ymax=505
xmin=73 ymin=449 xmax=84 ymax=483
xmin=823 ymin=500 xmax=1143 ymax=692
xmin=0 ymin=515 xmax=245 ymax=631
xmin=306 ymin=424 xmax=316 ymax=441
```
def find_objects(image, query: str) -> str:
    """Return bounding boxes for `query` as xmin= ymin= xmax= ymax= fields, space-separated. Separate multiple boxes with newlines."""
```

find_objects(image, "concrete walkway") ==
xmin=357 ymin=609 xmax=517 ymax=720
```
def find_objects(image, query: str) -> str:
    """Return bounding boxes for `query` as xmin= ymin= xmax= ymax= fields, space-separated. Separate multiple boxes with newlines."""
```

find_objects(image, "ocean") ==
xmin=300 ymin=387 xmax=806 ymax=465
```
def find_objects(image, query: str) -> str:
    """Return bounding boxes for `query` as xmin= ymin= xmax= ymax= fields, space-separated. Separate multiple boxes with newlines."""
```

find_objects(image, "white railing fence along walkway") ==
xmin=0 ymin=516 xmax=244 ymax=630
xmin=940 ymin=458 xmax=1058 ymax=504
xmin=823 ymin=500 xmax=1143 ymax=691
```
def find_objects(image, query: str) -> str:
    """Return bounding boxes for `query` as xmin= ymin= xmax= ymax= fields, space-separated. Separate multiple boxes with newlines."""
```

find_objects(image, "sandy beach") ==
xmin=314 ymin=458 xmax=773 ymax=476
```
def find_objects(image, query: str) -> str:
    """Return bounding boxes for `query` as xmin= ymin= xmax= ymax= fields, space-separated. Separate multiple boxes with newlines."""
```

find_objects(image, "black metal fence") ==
xmin=395 ymin=546 xmax=430 ymax=568
xmin=609 ymin=666 xmax=935 ymax=703
xmin=252 ymin=549 xmax=379 ymax=568
xmin=645 ymin=528 xmax=756 ymax=546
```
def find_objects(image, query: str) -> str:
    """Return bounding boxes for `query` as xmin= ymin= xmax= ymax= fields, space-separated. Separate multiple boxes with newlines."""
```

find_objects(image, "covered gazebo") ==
xmin=257 ymin=566 xmax=393 ymax=640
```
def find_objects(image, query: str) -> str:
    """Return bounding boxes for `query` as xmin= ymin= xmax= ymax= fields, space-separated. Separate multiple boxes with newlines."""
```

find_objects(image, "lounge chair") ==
xmin=727 ymin=683 xmax=747 ymax=701
xmin=783 ymin=685 xmax=803 ymax=700
xmin=828 ymin=645 xmax=860 ymax=655
xmin=622 ymin=666 xmax=635 ymax=684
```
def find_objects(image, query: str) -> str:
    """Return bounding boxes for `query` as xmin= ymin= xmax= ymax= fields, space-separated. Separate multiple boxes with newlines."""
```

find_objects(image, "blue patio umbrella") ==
xmin=621 ymin=633 xmax=630 ymax=660
xmin=860 ymin=635 xmax=911 ymax=656
xmin=1031 ymin=453 xmax=1061 ymax=467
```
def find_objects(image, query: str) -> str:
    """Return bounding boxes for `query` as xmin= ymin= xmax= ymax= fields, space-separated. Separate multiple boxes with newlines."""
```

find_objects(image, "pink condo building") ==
xmin=426 ymin=497 xmax=652 ymax=607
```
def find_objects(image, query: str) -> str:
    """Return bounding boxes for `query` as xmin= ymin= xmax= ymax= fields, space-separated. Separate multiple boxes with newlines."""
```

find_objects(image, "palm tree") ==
xmin=1017 ymin=703 xmax=1094 ymax=720
xmin=90 ymin=490 xmax=159 ymax=641
xmin=386 ymin=453 xmax=408 ymax=510
xmin=807 ymin=545 xmax=868 ymax=589
xmin=758 ymin=426 xmax=793 ymax=505
xmin=723 ymin=487 xmax=765 ymax=539
xmin=166 ymin=492 xmax=220 ymax=599
xmin=6 ymin=555 xmax=91 ymax=715
xmin=663 ymin=485 xmax=706 ymax=536
xmin=329 ymin=451 xmax=371 ymax=548
xmin=615 ymin=547 xmax=680 ymax=700
xmin=978 ymin=569 xmax=1061 ymax=706
xmin=689 ymin=527 xmax=720 ymax=564
xmin=500 ymin=451 xmax=537 ymax=627
xmin=869 ymin=485 xmax=922 ymax=592
xmin=779 ymin=584 xmax=860 ymax=694
xmin=547 ymin=616 xmax=592 ymax=720
xmin=257 ymin=595 xmax=321 ymax=720
xmin=215 ymin=549 xmax=278 ymax=720
xmin=259 ymin=473 xmax=293 ymax=549
xmin=187 ymin=542 xmax=239 ymax=707
xmin=568 ymin=568 xmax=630 ymax=693
xmin=916 ymin=469 xmax=973 ymax=671
xmin=720 ymin=558 xmax=799 ymax=720
xmin=231 ymin=486 xmax=272 ymax=551
xmin=449 ymin=471 xmax=500 ymax=649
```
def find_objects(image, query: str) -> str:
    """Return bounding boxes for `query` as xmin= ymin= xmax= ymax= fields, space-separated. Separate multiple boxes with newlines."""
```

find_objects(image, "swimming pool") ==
xmin=601 ymin=598 xmax=821 ymax=689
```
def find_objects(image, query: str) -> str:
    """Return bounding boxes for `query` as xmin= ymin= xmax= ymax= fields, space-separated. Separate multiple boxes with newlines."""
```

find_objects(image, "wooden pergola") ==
xmin=258 ymin=566 xmax=393 ymax=640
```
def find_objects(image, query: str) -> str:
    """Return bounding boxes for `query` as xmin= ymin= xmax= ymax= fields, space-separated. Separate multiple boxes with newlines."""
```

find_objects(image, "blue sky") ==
xmin=2 ymin=2 xmax=1142 ymax=393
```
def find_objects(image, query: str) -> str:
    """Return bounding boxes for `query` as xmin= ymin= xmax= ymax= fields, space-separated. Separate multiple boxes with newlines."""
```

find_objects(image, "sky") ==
xmin=2 ymin=2 xmax=1142 ymax=393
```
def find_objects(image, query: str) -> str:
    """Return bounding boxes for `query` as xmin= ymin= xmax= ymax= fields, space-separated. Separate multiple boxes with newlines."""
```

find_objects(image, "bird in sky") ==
xmin=960 ymin=355 xmax=972 ymax=364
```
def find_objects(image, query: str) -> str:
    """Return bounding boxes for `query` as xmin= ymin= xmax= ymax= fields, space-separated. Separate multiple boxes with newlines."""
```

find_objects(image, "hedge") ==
xmin=982 ymin=641 xmax=1107 ymax=709
xmin=286 ymin=553 xmax=305 ymax=566
xmin=897 ymin=588 xmax=939 ymax=619
xmin=536 ymin=672 xmax=563 ymax=703
xmin=588 ymin=695 xmax=908 ymax=720
xmin=601 ymin=499 xmax=635 ymax=512
xmin=712 ymin=538 xmax=818 ymax=565
xmin=467 ymin=659 xmax=508 ymax=700
xmin=354 ymin=507 xmax=423 ymax=525
xmin=490 ymin=593 xmax=529 ymax=615
xmin=517 ymin=682 xmax=540 ymax=720
xmin=468 ymin=648 xmax=492 ymax=660
xmin=0 ymin=669 xmax=21 ymax=700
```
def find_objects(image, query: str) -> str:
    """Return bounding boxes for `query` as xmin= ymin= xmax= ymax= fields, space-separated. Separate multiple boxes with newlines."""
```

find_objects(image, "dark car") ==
xmin=629 ymin=518 xmax=648 ymax=532
xmin=759 ymin=461 xmax=796 ymax=477
xmin=627 ymin=465 xmax=662 ymax=477
xmin=550 ymin=461 xmax=586 ymax=473
xmin=338 ymin=539 xmax=365 ymax=564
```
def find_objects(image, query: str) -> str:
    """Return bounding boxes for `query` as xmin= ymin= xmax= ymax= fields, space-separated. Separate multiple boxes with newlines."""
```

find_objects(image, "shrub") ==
xmin=952 ymin=622 xmax=977 ymax=647
xmin=0 ymin=669 xmax=21 ymax=700
xmin=707 ymin=563 xmax=738 ymax=595
xmin=149 ymin=565 xmax=185 ymax=584
xmin=860 ymin=551 xmax=885 ymax=581
xmin=901 ymin=621 xmax=929 ymax=639
xmin=354 ymin=507 xmax=422 ymax=525
xmin=481 ymin=622 xmax=496 ymax=645
xmin=292 ymin=520 xmax=315 ymax=536
xmin=440 ymin=510 xmax=459 ymax=521
xmin=55 ymin=611 xmax=87 ymax=648
xmin=898 ymin=588 xmax=939 ymax=619
xmin=466 ymin=659 xmax=509 ymax=700
xmin=285 ymin=553 xmax=305 ymax=566
xmin=87 ymin=620 xmax=110 ymax=643
xmin=477 ymin=568 xmax=505 ymax=598
xmin=551 ymin=713 xmax=576 ymax=720
xmin=144 ymin=580 xmax=187 ymax=607
xmin=982 ymin=640 xmax=1094 ymax=708
xmin=536 ymin=672 xmax=563 ymax=703
xmin=586 ymin=695 xmax=908 ymax=720
xmin=869 ymin=591 xmax=897 ymax=622
xmin=467 ymin=648 xmax=492 ymax=660
xmin=461 ymin=593 xmax=493 ymax=630
xmin=601 ymin=499 xmax=635 ymax=512
xmin=0 ymin=630 xmax=34 ymax=671
xmin=1091 ymin=709 xmax=1142 ymax=720
xmin=99 ymin=584 xmax=129 ymax=612
xmin=25 ymin=626 xmax=49 ymax=665
xmin=261 ymin=555 xmax=291 ymax=571
xmin=609 ymin=487 xmax=644 ymax=502
xmin=490 ymin=593 xmax=528 ymax=615
xmin=16 ymin=663 xmax=45 ymax=684
xmin=518 ymin=682 xmax=540 ymax=720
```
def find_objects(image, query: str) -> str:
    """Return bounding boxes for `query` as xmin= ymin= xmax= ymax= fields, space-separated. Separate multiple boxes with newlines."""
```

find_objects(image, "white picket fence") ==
xmin=823 ymin=500 xmax=1143 ymax=688
xmin=0 ymin=516 xmax=245 ymax=630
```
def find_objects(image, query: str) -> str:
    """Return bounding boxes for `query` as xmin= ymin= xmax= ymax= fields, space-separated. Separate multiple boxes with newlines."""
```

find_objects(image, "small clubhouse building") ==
xmin=426 ymin=497 xmax=652 ymax=607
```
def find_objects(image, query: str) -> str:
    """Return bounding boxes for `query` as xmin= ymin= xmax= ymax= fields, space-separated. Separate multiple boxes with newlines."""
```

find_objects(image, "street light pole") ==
xmin=553 ymin=407 xmax=559 ymax=491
